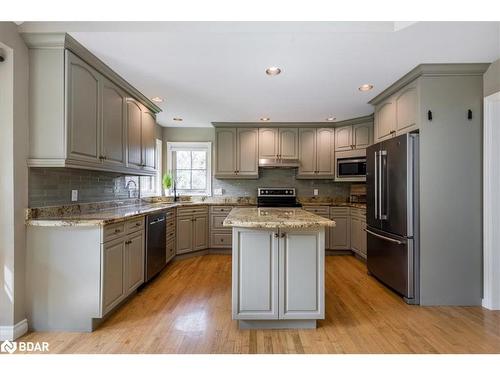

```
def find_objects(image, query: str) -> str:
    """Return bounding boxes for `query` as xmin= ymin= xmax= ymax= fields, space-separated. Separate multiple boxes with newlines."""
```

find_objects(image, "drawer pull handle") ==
xmin=114 ymin=229 xmax=121 ymax=233
xmin=135 ymin=223 xmax=141 ymax=226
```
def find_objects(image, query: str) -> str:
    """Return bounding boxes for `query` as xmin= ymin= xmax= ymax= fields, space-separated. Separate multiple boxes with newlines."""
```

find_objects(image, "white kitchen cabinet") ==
xmin=334 ymin=126 xmax=352 ymax=151
xmin=330 ymin=207 xmax=351 ymax=250
xmin=26 ymin=216 xmax=146 ymax=332
xmin=279 ymin=230 xmax=324 ymax=319
xmin=302 ymin=206 xmax=331 ymax=249
xmin=374 ymin=98 xmax=397 ymax=142
xmin=215 ymin=128 xmax=259 ymax=179
xmin=176 ymin=207 xmax=209 ymax=254
xmin=24 ymin=34 xmax=159 ymax=176
xmin=102 ymin=238 xmax=126 ymax=315
xmin=258 ymin=128 xmax=299 ymax=160
xmin=232 ymin=228 xmax=279 ymax=319
xmin=298 ymin=128 xmax=334 ymax=179
xmin=350 ymin=208 xmax=367 ymax=259
xmin=209 ymin=206 xmax=233 ymax=249
xmin=335 ymin=122 xmax=372 ymax=151
xmin=101 ymin=78 xmax=126 ymax=168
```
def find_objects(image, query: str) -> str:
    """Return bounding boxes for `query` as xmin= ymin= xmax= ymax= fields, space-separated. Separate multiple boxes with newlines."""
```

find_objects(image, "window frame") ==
xmin=166 ymin=141 xmax=212 ymax=197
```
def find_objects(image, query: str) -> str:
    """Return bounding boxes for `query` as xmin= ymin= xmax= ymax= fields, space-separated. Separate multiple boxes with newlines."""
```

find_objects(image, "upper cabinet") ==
xmin=215 ymin=128 xmax=259 ymax=179
xmin=24 ymin=33 xmax=161 ymax=175
xmin=373 ymin=81 xmax=418 ymax=144
xmin=334 ymin=122 xmax=372 ymax=151
xmin=258 ymin=128 xmax=298 ymax=160
xmin=297 ymin=128 xmax=334 ymax=179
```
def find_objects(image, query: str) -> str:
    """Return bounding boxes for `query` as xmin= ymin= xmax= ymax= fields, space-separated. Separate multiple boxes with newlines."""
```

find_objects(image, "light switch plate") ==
xmin=213 ymin=188 xmax=223 ymax=196
xmin=313 ymin=189 xmax=319 ymax=196
xmin=71 ymin=190 xmax=78 ymax=202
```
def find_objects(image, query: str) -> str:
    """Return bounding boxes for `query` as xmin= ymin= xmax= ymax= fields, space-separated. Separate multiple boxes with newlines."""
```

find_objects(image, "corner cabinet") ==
xmin=25 ymin=35 xmax=160 ymax=176
xmin=214 ymin=128 xmax=259 ymax=179
xmin=297 ymin=128 xmax=334 ymax=179
xmin=176 ymin=206 xmax=209 ymax=254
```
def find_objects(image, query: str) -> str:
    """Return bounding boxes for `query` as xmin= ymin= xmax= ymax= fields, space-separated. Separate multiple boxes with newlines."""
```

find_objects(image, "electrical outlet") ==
xmin=71 ymin=190 xmax=78 ymax=202
xmin=313 ymin=189 xmax=319 ymax=196
xmin=214 ymin=188 xmax=223 ymax=196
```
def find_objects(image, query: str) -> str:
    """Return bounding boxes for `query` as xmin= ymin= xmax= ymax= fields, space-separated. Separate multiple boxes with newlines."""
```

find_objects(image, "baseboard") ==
xmin=0 ymin=318 xmax=28 ymax=341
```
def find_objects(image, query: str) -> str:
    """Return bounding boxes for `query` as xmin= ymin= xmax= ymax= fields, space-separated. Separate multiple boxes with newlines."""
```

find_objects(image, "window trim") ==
xmin=166 ymin=141 xmax=212 ymax=196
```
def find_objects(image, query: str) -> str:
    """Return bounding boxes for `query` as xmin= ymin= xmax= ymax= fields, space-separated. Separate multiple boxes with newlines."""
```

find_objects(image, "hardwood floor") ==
xmin=20 ymin=254 xmax=500 ymax=354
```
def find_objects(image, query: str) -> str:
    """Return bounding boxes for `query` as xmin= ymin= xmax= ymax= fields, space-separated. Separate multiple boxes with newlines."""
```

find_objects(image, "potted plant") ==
xmin=162 ymin=172 xmax=178 ymax=201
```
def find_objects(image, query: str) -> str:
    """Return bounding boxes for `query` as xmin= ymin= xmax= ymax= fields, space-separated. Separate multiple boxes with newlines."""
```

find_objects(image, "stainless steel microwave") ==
xmin=337 ymin=157 xmax=367 ymax=177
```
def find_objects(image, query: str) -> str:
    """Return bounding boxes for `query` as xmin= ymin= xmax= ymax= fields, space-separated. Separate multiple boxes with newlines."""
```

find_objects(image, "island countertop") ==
xmin=223 ymin=207 xmax=336 ymax=229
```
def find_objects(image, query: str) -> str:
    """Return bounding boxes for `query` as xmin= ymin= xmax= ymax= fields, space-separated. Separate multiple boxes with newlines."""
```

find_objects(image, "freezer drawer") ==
xmin=366 ymin=227 xmax=414 ymax=299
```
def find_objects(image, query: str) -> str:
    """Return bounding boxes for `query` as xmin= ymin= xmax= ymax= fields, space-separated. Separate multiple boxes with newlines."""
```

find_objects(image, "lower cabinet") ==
xmin=176 ymin=206 xmax=209 ymax=254
xmin=165 ymin=208 xmax=176 ymax=263
xmin=330 ymin=207 xmax=351 ymax=250
xmin=350 ymin=208 xmax=367 ymax=259
xmin=232 ymin=227 xmax=324 ymax=321
xmin=102 ymin=223 xmax=145 ymax=316
xmin=302 ymin=206 xmax=330 ymax=250
xmin=209 ymin=206 xmax=233 ymax=248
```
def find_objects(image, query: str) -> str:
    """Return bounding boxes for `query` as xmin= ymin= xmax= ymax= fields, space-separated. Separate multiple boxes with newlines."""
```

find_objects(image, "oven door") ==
xmin=337 ymin=158 xmax=367 ymax=177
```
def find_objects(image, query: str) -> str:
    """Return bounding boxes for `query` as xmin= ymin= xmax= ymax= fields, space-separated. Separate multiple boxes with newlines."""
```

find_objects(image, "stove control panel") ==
xmin=257 ymin=188 xmax=296 ymax=197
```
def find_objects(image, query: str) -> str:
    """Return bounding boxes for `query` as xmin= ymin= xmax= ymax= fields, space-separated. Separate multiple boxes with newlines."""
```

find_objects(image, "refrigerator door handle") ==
xmin=374 ymin=151 xmax=378 ymax=220
xmin=364 ymin=228 xmax=404 ymax=245
xmin=379 ymin=150 xmax=388 ymax=220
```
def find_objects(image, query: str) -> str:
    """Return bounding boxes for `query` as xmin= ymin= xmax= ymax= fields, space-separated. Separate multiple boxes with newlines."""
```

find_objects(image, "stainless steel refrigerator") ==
xmin=366 ymin=132 xmax=419 ymax=304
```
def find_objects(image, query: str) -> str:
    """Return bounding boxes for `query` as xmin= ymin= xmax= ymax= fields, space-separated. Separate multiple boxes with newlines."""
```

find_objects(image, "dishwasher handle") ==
xmin=149 ymin=217 xmax=166 ymax=225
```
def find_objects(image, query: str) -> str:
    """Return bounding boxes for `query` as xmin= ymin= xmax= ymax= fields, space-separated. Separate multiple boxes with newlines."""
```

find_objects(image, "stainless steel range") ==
xmin=257 ymin=187 xmax=302 ymax=207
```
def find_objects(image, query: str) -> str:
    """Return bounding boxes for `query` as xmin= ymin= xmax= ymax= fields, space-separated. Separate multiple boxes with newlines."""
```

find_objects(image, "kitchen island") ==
xmin=223 ymin=207 xmax=335 ymax=329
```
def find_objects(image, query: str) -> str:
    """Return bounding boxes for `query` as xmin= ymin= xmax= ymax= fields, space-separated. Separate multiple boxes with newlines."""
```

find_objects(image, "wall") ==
xmin=163 ymin=127 xmax=351 ymax=199
xmin=484 ymin=59 xmax=500 ymax=97
xmin=0 ymin=22 xmax=29 ymax=337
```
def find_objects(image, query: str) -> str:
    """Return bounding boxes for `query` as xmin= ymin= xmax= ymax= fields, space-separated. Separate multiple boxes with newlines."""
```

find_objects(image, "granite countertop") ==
xmin=223 ymin=207 xmax=336 ymax=229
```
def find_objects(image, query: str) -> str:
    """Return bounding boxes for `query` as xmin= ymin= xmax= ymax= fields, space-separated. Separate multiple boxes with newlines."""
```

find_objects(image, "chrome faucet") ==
xmin=125 ymin=179 xmax=138 ymax=198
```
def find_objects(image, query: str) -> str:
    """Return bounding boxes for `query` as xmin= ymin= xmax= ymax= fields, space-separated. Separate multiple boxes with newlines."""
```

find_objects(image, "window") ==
xmin=167 ymin=142 xmax=212 ymax=196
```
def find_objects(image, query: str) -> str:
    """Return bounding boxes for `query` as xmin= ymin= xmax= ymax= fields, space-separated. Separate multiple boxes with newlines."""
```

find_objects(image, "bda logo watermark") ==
xmin=1 ymin=340 xmax=49 ymax=354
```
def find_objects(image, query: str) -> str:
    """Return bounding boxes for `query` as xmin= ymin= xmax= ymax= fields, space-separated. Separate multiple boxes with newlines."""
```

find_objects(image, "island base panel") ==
xmin=238 ymin=319 xmax=317 ymax=329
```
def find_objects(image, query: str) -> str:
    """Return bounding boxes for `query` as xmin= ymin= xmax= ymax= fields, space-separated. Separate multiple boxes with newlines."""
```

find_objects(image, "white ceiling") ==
xmin=19 ymin=21 xmax=500 ymax=127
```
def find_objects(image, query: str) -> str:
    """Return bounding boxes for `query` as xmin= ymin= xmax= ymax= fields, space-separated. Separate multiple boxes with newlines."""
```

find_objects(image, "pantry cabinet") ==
xmin=24 ymin=33 xmax=160 ymax=176
xmin=297 ymin=128 xmax=334 ymax=178
xmin=214 ymin=128 xmax=259 ymax=178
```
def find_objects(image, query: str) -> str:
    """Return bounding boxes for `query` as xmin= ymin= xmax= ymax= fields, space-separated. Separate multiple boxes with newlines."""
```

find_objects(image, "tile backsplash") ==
xmin=214 ymin=168 xmax=350 ymax=198
xmin=29 ymin=168 xmax=140 ymax=207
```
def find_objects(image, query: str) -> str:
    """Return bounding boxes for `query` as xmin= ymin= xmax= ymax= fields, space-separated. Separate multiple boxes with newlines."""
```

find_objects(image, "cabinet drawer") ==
xmin=166 ymin=228 xmax=176 ymax=242
xmin=103 ymin=222 xmax=126 ymax=243
xmin=166 ymin=239 xmax=176 ymax=261
xmin=210 ymin=206 xmax=233 ymax=214
xmin=330 ymin=207 xmax=350 ymax=216
xmin=177 ymin=206 xmax=208 ymax=217
xmin=125 ymin=217 xmax=144 ymax=234
xmin=166 ymin=218 xmax=176 ymax=231
xmin=210 ymin=232 xmax=232 ymax=248
xmin=350 ymin=207 xmax=366 ymax=218
xmin=303 ymin=206 xmax=330 ymax=216
xmin=211 ymin=214 xmax=229 ymax=230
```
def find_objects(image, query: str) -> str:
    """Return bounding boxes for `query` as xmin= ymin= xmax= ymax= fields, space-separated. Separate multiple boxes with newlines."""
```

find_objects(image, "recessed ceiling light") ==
xmin=260 ymin=117 xmax=270 ymax=121
xmin=326 ymin=116 xmax=336 ymax=121
xmin=173 ymin=117 xmax=183 ymax=122
xmin=358 ymin=84 xmax=374 ymax=92
xmin=265 ymin=67 xmax=282 ymax=76
xmin=151 ymin=96 xmax=164 ymax=103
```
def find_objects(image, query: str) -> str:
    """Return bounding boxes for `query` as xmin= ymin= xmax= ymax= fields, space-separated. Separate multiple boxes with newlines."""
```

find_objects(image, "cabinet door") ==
xmin=141 ymin=110 xmax=156 ymax=170
xmin=258 ymin=128 xmax=278 ymax=159
xmin=214 ymin=128 xmax=237 ymax=177
xmin=279 ymin=230 xmax=324 ymax=319
xmin=176 ymin=216 xmax=193 ymax=254
xmin=330 ymin=216 xmax=351 ymax=250
xmin=352 ymin=123 xmax=372 ymax=149
xmin=350 ymin=216 xmax=361 ymax=253
xmin=66 ymin=52 xmax=101 ymax=164
xmin=236 ymin=128 xmax=259 ymax=177
xmin=334 ymin=126 xmax=352 ymax=151
xmin=193 ymin=214 xmax=209 ymax=251
xmin=279 ymin=128 xmax=299 ymax=159
xmin=126 ymin=99 xmax=143 ymax=169
xmin=316 ymin=128 xmax=335 ymax=177
xmin=298 ymin=128 xmax=317 ymax=177
xmin=232 ymin=228 xmax=279 ymax=320
xmin=360 ymin=219 xmax=367 ymax=257
xmin=101 ymin=79 xmax=126 ymax=167
xmin=102 ymin=239 xmax=125 ymax=315
xmin=396 ymin=83 xmax=418 ymax=134
xmin=124 ymin=231 xmax=145 ymax=294
xmin=375 ymin=99 xmax=396 ymax=142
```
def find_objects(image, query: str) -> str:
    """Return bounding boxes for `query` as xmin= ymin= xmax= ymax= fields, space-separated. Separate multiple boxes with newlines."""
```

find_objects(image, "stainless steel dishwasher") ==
xmin=145 ymin=212 xmax=167 ymax=282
